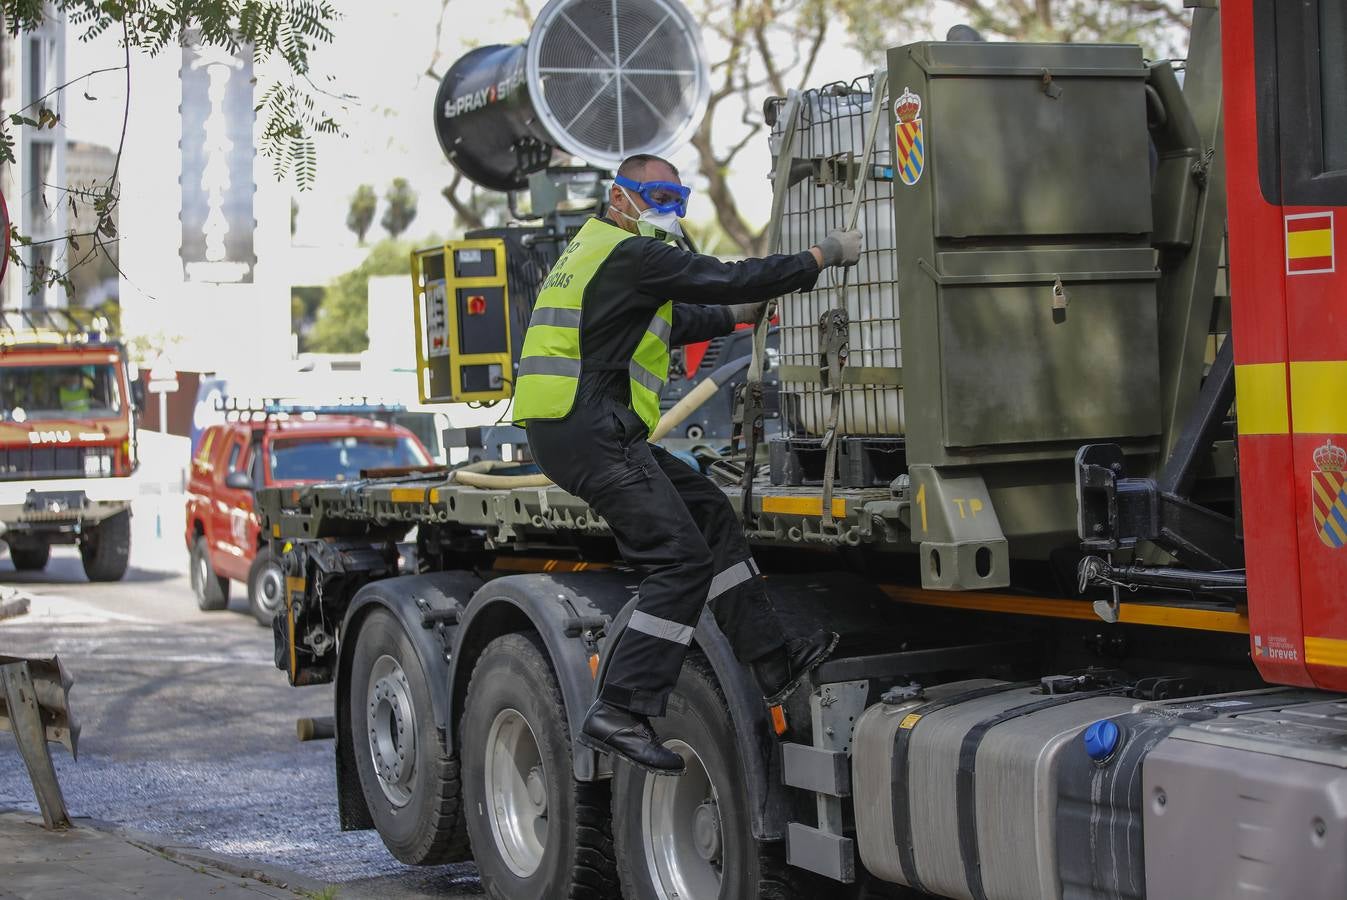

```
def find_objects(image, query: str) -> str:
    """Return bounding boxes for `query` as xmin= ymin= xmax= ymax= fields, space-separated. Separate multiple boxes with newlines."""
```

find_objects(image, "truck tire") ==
xmin=349 ymin=608 xmax=468 ymax=866
xmin=8 ymin=542 xmax=50 ymax=571
xmin=460 ymin=632 xmax=619 ymax=900
xmin=612 ymin=656 xmax=822 ymax=900
xmin=80 ymin=510 xmax=131 ymax=582
xmin=191 ymin=535 xmax=230 ymax=611
xmin=247 ymin=548 xmax=285 ymax=627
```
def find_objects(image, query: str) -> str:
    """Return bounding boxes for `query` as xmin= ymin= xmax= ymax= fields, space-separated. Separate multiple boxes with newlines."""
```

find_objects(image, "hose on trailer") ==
xmin=449 ymin=354 xmax=755 ymax=489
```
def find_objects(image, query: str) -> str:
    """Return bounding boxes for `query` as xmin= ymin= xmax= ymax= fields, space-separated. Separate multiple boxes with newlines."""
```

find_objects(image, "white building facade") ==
xmin=118 ymin=38 xmax=290 ymax=373
xmin=1 ymin=5 xmax=68 ymax=309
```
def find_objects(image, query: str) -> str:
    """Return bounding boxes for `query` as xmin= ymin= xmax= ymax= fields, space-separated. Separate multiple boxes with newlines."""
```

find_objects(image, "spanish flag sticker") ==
xmin=1286 ymin=211 xmax=1335 ymax=276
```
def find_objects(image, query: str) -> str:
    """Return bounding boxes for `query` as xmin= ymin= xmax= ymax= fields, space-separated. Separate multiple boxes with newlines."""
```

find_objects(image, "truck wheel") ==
xmin=612 ymin=656 xmax=819 ymax=900
xmin=349 ymin=608 xmax=468 ymax=865
xmin=191 ymin=535 xmax=230 ymax=610
xmin=247 ymin=548 xmax=285 ymax=626
xmin=460 ymin=632 xmax=619 ymax=900
xmin=8 ymin=543 xmax=50 ymax=571
xmin=80 ymin=510 xmax=131 ymax=582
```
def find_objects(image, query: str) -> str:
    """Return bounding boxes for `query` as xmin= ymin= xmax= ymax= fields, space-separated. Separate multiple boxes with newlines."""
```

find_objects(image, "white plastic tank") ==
xmin=769 ymin=78 xmax=904 ymax=437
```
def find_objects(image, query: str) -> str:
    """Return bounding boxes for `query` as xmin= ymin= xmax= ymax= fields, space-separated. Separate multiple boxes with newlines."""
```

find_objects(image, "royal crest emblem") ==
xmin=893 ymin=87 xmax=924 ymax=187
xmin=1311 ymin=440 xmax=1347 ymax=549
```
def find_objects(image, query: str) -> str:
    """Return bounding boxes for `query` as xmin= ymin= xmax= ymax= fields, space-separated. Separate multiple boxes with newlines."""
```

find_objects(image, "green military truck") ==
xmin=260 ymin=1 xmax=1347 ymax=898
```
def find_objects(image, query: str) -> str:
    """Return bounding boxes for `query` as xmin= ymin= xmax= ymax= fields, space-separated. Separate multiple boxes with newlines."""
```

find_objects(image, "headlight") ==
xmin=83 ymin=449 xmax=112 ymax=477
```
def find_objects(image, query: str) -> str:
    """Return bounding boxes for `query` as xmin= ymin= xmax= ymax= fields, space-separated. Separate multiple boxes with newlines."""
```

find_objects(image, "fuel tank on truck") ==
xmin=853 ymin=684 xmax=1347 ymax=899
xmin=851 ymin=680 xmax=1136 ymax=900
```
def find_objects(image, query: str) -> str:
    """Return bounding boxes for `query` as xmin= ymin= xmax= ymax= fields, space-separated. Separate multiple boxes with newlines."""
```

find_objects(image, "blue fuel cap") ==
xmin=1083 ymin=720 xmax=1120 ymax=761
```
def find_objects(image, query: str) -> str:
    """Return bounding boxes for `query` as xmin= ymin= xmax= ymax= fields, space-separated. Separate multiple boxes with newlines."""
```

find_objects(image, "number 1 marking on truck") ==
xmin=916 ymin=484 xmax=927 ymax=532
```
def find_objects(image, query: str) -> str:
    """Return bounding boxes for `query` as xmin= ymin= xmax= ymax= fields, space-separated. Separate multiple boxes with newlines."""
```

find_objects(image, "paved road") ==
xmin=0 ymin=517 xmax=482 ymax=898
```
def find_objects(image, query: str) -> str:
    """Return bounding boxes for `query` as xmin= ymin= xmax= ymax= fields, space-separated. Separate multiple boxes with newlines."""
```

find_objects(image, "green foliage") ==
xmin=346 ymin=184 xmax=376 ymax=245
xmin=2 ymin=1 xmax=345 ymax=188
xmin=307 ymin=239 xmax=420 ymax=353
xmin=290 ymin=285 xmax=324 ymax=351
xmin=380 ymin=178 xmax=418 ymax=239
xmin=834 ymin=0 xmax=1188 ymax=62
xmin=0 ymin=0 xmax=345 ymax=298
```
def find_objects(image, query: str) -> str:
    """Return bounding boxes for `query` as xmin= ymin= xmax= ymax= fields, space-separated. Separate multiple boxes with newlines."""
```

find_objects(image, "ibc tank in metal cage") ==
xmin=767 ymin=76 xmax=904 ymax=438
xmin=433 ymin=0 xmax=711 ymax=192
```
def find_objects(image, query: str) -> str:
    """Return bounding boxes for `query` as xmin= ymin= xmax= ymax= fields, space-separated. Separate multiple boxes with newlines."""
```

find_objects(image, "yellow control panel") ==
xmin=411 ymin=238 xmax=513 ymax=404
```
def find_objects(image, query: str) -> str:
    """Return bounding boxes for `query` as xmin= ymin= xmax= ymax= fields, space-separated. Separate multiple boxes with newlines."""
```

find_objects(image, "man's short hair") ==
xmin=617 ymin=154 xmax=679 ymax=182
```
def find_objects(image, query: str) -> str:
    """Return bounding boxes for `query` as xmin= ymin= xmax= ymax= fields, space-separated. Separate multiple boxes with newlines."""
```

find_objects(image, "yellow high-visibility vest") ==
xmin=513 ymin=217 xmax=672 ymax=432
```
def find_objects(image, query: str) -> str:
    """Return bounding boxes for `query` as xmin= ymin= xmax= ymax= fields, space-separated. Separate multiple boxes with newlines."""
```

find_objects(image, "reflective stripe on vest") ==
xmin=513 ymin=218 xmax=673 ymax=432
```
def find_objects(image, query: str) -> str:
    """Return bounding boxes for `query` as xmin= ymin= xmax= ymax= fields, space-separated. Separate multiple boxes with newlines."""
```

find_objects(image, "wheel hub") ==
xmin=643 ymin=739 xmax=723 ymax=900
xmin=256 ymin=563 xmax=284 ymax=612
xmin=526 ymin=765 xmax=548 ymax=813
xmin=366 ymin=655 xmax=416 ymax=807
xmin=484 ymin=708 xmax=549 ymax=878
xmin=692 ymin=800 xmax=721 ymax=862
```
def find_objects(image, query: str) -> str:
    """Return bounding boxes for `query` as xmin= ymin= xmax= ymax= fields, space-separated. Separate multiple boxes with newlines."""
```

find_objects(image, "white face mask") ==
xmin=617 ymin=186 xmax=683 ymax=242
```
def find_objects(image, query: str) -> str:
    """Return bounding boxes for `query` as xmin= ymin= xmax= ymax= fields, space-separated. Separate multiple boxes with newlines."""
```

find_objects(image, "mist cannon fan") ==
xmin=433 ymin=0 xmax=710 ymax=192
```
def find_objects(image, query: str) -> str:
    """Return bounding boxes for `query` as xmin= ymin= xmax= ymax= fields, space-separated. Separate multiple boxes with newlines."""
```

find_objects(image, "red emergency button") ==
xmin=466 ymin=295 xmax=487 ymax=315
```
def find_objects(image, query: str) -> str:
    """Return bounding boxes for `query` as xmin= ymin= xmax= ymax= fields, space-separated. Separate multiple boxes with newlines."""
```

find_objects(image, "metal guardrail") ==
xmin=0 ymin=654 xmax=79 ymax=829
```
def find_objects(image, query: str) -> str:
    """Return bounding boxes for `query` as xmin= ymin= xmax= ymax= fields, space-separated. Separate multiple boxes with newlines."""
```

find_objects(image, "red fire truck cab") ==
xmin=0 ymin=311 xmax=141 ymax=582
xmin=185 ymin=407 xmax=431 ymax=624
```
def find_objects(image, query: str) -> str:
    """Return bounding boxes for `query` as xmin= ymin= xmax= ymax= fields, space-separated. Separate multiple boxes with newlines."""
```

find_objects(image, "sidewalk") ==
xmin=0 ymin=810 xmax=333 ymax=899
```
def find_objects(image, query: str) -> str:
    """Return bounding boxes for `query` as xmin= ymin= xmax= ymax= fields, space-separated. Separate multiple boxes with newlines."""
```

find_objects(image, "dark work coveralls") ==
xmin=526 ymin=220 xmax=822 ymax=716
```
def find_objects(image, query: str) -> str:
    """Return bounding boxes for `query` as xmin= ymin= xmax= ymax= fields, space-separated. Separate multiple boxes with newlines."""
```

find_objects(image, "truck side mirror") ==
xmin=224 ymin=471 xmax=254 ymax=492
xmin=131 ymin=380 xmax=146 ymax=411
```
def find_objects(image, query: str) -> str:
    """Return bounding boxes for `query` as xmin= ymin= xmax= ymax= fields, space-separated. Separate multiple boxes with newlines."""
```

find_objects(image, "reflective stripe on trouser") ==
xmin=528 ymin=414 xmax=786 ymax=717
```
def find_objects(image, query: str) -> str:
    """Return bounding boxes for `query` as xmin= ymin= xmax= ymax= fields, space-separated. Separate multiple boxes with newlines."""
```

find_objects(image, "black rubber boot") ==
xmin=579 ymin=700 xmax=686 ymax=775
xmin=753 ymin=630 xmax=840 ymax=706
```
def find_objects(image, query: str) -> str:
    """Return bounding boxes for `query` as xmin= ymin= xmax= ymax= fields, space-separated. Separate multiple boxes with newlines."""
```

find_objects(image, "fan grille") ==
xmin=529 ymin=0 xmax=709 ymax=167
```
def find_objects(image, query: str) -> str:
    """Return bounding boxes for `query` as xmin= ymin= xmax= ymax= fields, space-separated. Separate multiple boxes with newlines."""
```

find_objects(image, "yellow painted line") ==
xmin=1290 ymin=361 xmax=1347 ymax=434
xmin=389 ymin=487 xmax=427 ymax=503
xmin=761 ymin=496 xmax=847 ymax=518
xmin=1235 ymin=363 xmax=1289 ymax=435
xmin=1305 ymin=636 xmax=1347 ymax=667
xmin=881 ymin=585 xmax=1249 ymax=634
xmin=1287 ymin=228 xmax=1334 ymax=260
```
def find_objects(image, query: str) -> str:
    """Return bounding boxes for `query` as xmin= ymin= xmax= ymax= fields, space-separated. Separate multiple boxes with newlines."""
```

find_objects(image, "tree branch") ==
xmin=10 ymin=64 xmax=125 ymax=116
xmin=424 ymin=0 xmax=454 ymax=81
xmin=441 ymin=174 xmax=485 ymax=230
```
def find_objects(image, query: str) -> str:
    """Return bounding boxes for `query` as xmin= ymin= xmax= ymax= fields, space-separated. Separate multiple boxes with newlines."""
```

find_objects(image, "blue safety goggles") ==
xmin=614 ymin=174 xmax=691 ymax=217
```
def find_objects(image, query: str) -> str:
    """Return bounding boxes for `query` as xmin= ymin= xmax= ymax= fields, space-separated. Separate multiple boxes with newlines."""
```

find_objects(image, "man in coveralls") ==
xmin=513 ymin=154 xmax=863 ymax=773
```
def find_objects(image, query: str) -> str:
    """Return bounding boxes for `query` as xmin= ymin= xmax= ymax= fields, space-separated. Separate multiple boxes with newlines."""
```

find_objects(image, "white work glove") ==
xmin=817 ymin=229 xmax=863 ymax=268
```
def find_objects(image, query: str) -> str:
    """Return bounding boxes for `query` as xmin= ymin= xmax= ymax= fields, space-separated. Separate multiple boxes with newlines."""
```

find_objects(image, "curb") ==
xmin=82 ymin=818 xmax=335 ymax=896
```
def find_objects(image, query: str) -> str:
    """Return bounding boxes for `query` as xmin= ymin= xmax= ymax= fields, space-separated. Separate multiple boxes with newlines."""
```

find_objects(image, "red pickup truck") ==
xmin=186 ymin=414 xmax=431 ymax=624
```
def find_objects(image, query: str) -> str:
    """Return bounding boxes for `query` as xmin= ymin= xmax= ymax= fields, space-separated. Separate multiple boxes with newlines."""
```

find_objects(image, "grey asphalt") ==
xmin=0 ymin=542 xmax=482 ymax=898
xmin=0 ymin=809 xmax=322 ymax=898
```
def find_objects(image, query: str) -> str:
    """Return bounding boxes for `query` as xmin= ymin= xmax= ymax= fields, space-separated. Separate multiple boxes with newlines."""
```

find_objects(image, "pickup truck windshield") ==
xmin=0 ymin=363 xmax=122 ymax=421
xmin=269 ymin=435 xmax=429 ymax=483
